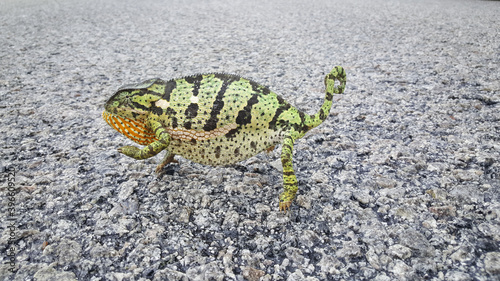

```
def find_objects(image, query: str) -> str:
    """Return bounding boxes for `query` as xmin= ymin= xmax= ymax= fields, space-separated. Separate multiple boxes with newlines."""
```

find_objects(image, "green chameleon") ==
xmin=103 ymin=66 xmax=346 ymax=211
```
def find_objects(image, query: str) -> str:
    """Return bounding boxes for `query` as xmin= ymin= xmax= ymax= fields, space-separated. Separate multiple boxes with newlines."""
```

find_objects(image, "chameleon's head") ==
xmin=102 ymin=78 xmax=163 ymax=145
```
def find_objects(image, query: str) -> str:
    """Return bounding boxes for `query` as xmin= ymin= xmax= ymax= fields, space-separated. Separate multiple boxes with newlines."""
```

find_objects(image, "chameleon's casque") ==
xmin=103 ymin=66 xmax=346 ymax=211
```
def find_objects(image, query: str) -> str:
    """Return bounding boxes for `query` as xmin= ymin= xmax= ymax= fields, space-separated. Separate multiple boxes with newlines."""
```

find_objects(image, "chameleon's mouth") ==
xmin=102 ymin=111 xmax=157 ymax=145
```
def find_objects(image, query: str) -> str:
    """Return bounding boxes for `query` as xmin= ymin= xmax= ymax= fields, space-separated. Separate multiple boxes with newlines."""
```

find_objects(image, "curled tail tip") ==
xmin=324 ymin=65 xmax=346 ymax=94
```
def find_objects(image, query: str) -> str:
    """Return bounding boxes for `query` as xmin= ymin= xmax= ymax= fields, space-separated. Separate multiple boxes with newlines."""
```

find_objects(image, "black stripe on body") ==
xmin=268 ymin=96 xmax=291 ymax=130
xmin=298 ymin=111 xmax=305 ymax=125
xmin=235 ymin=94 xmax=259 ymax=125
xmin=149 ymin=95 xmax=164 ymax=116
xmin=184 ymin=75 xmax=202 ymax=96
xmin=166 ymin=107 xmax=177 ymax=116
xmin=150 ymin=106 xmax=163 ymax=116
xmin=203 ymin=76 xmax=238 ymax=131
xmin=225 ymin=128 xmax=238 ymax=139
xmin=162 ymin=80 xmax=177 ymax=101
xmin=293 ymin=111 xmax=309 ymax=133
xmin=130 ymin=95 xmax=150 ymax=112
xmin=185 ymin=103 xmax=199 ymax=119
xmin=250 ymin=81 xmax=271 ymax=96
xmin=224 ymin=81 xmax=266 ymax=139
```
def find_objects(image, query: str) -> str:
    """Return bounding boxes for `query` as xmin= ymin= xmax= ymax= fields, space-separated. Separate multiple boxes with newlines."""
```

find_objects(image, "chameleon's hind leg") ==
xmin=279 ymin=135 xmax=298 ymax=212
xmin=155 ymin=150 xmax=179 ymax=174
xmin=118 ymin=119 xmax=171 ymax=160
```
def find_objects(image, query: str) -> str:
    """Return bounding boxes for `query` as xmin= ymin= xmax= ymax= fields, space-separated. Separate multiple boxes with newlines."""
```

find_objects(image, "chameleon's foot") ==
xmin=279 ymin=200 xmax=292 ymax=212
xmin=279 ymin=191 xmax=296 ymax=212
xmin=155 ymin=153 xmax=178 ymax=174
xmin=118 ymin=146 xmax=142 ymax=158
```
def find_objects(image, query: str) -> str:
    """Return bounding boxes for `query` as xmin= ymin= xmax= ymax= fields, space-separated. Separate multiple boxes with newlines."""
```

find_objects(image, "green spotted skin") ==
xmin=103 ymin=66 xmax=346 ymax=211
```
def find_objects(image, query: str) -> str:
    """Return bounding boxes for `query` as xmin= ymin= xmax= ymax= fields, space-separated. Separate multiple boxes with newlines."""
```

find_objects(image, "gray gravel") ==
xmin=1 ymin=0 xmax=499 ymax=280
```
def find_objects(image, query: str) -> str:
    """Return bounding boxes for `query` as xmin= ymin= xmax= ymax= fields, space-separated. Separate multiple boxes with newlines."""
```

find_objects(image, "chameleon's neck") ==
xmin=304 ymin=66 xmax=346 ymax=130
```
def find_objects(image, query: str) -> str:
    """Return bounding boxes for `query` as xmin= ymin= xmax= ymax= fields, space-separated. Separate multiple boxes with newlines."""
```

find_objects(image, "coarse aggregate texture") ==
xmin=1 ymin=0 xmax=499 ymax=280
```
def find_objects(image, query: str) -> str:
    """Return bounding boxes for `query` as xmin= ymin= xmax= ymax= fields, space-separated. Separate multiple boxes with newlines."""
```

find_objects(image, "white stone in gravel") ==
xmin=366 ymin=247 xmax=382 ymax=270
xmin=193 ymin=209 xmax=212 ymax=228
xmin=311 ymin=171 xmax=328 ymax=183
xmin=118 ymin=180 xmax=137 ymax=200
xmin=153 ymin=268 xmax=187 ymax=281
xmin=287 ymin=247 xmax=306 ymax=266
xmin=269 ymin=159 xmax=283 ymax=172
xmin=186 ymin=261 xmax=224 ymax=280
xmin=387 ymin=244 xmax=412 ymax=260
xmin=379 ymin=187 xmax=405 ymax=200
xmin=450 ymin=246 xmax=475 ymax=263
xmin=389 ymin=260 xmax=412 ymax=279
xmin=444 ymin=270 xmax=472 ymax=281
xmin=223 ymin=210 xmax=240 ymax=226
xmin=484 ymin=252 xmax=500 ymax=275
xmin=296 ymin=194 xmax=312 ymax=209
xmin=299 ymin=230 xmax=320 ymax=248
xmin=254 ymin=203 xmax=271 ymax=214
xmin=422 ymin=217 xmax=438 ymax=229
xmin=352 ymin=190 xmax=372 ymax=204
xmin=106 ymin=272 xmax=133 ymax=281
xmin=241 ymin=266 xmax=265 ymax=281
xmin=206 ymin=169 xmax=224 ymax=185
xmin=372 ymin=274 xmax=391 ymax=281
xmin=317 ymin=254 xmax=342 ymax=275
xmin=176 ymin=208 xmax=191 ymax=223
xmin=478 ymin=223 xmax=500 ymax=241
xmin=33 ymin=266 xmax=77 ymax=281
xmin=375 ymin=177 xmax=398 ymax=189
xmin=336 ymin=240 xmax=362 ymax=258
xmin=43 ymin=238 xmax=81 ymax=264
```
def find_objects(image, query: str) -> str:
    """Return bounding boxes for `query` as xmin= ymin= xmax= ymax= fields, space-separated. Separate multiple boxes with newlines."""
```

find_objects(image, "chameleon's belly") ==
xmin=168 ymin=127 xmax=284 ymax=166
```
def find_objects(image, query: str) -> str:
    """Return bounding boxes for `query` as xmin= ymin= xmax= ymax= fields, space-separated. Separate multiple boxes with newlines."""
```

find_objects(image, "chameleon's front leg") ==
xmin=118 ymin=119 xmax=171 ymax=160
xmin=279 ymin=135 xmax=298 ymax=212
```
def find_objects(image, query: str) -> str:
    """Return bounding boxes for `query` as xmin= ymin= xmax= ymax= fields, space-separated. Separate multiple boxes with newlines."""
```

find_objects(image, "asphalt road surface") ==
xmin=1 ymin=0 xmax=499 ymax=280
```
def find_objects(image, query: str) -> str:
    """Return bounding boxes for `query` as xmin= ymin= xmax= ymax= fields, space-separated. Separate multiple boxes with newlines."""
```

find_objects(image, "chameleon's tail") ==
xmin=306 ymin=66 xmax=346 ymax=129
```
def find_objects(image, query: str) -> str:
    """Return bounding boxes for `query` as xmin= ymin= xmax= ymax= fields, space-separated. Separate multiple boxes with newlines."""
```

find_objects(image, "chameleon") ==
xmin=103 ymin=66 xmax=346 ymax=211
